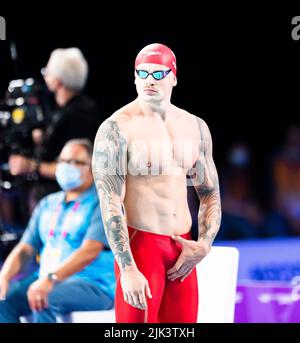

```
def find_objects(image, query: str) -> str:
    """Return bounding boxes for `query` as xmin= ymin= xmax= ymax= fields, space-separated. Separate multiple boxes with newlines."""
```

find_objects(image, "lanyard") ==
xmin=48 ymin=200 xmax=80 ymax=240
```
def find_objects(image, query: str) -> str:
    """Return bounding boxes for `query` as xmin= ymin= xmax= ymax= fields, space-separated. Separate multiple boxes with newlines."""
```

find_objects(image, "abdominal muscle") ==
xmin=124 ymin=174 xmax=193 ymax=236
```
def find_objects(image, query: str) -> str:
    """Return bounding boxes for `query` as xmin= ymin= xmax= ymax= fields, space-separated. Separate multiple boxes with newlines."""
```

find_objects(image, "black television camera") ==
xmin=0 ymin=77 xmax=53 ymax=189
xmin=0 ymin=78 xmax=54 ymax=257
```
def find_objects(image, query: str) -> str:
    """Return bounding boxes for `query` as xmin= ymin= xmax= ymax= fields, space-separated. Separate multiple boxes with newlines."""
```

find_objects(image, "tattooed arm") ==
xmin=167 ymin=118 xmax=221 ymax=282
xmin=192 ymin=118 xmax=222 ymax=247
xmin=92 ymin=119 xmax=152 ymax=309
xmin=92 ymin=119 xmax=133 ymax=269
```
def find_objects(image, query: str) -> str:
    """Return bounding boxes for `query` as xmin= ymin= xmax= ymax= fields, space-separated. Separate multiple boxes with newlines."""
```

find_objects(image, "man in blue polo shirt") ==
xmin=0 ymin=139 xmax=115 ymax=323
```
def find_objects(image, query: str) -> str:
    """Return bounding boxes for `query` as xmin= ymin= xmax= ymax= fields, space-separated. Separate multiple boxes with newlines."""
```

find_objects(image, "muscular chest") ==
xmin=127 ymin=118 xmax=201 ymax=176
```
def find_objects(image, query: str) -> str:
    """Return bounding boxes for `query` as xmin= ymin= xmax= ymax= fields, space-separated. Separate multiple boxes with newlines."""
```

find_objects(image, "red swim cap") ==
xmin=135 ymin=43 xmax=177 ymax=77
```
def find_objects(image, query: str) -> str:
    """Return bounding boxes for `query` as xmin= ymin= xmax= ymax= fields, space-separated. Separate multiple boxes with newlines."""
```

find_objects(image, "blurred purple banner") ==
xmin=235 ymin=282 xmax=300 ymax=322
xmin=215 ymin=238 xmax=300 ymax=322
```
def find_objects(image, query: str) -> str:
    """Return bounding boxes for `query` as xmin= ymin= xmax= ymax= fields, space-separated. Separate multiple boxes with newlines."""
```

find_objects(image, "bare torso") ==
xmin=112 ymin=100 xmax=202 ymax=236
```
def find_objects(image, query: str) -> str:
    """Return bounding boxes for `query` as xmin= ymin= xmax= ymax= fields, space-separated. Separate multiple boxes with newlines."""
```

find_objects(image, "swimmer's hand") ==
xmin=120 ymin=266 xmax=152 ymax=310
xmin=167 ymin=236 xmax=210 ymax=282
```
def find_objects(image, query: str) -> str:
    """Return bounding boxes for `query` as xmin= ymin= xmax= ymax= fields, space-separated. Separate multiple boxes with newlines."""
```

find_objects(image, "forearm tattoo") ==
xmin=191 ymin=119 xmax=222 ymax=246
xmin=92 ymin=120 xmax=133 ymax=270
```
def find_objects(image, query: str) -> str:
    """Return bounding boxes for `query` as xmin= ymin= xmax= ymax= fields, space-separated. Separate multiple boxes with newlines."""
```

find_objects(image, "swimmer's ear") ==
xmin=172 ymin=76 xmax=177 ymax=87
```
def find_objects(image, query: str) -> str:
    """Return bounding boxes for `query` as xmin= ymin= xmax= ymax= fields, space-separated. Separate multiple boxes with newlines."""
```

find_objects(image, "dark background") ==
xmin=1 ymin=6 xmax=299 ymax=207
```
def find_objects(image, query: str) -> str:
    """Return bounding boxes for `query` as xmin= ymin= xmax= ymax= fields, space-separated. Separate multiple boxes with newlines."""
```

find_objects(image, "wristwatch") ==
xmin=47 ymin=272 xmax=59 ymax=283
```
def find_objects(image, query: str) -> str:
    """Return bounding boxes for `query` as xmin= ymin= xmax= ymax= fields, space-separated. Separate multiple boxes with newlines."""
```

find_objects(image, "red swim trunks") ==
xmin=114 ymin=226 xmax=198 ymax=323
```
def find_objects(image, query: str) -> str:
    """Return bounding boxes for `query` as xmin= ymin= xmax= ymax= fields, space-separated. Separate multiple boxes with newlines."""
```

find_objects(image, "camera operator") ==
xmin=8 ymin=48 xmax=101 ymax=212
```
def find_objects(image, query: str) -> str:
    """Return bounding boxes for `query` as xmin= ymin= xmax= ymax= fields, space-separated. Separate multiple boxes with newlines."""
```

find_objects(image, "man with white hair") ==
xmin=9 ymin=47 xmax=100 ymax=207
xmin=42 ymin=48 xmax=88 ymax=106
